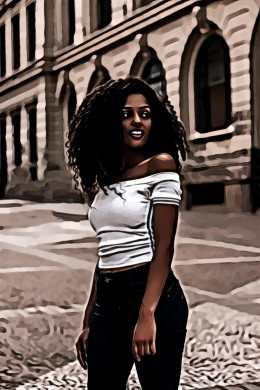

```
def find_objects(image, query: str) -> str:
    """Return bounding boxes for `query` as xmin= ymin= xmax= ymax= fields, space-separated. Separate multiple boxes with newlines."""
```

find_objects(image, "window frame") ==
xmin=141 ymin=57 xmax=167 ymax=98
xmin=186 ymin=31 xmax=233 ymax=142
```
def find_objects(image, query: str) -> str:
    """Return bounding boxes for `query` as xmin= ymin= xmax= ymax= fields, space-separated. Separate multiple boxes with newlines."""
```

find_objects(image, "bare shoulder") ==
xmin=148 ymin=153 xmax=177 ymax=174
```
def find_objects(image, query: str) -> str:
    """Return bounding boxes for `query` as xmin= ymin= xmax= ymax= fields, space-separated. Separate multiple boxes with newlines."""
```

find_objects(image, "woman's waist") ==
xmin=97 ymin=249 xmax=154 ymax=271
xmin=97 ymin=261 xmax=151 ymax=282
xmin=98 ymin=261 xmax=149 ymax=274
xmin=96 ymin=261 xmax=178 ymax=288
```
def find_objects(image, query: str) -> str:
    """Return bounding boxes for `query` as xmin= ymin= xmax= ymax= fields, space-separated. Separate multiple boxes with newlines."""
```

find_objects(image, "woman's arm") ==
xmin=132 ymin=154 xmax=179 ymax=361
xmin=76 ymin=261 xmax=98 ymax=369
xmin=82 ymin=262 xmax=98 ymax=329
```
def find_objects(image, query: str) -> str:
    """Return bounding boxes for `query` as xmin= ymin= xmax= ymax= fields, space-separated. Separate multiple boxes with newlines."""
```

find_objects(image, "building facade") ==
xmin=0 ymin=0 xmax=259 ymax=211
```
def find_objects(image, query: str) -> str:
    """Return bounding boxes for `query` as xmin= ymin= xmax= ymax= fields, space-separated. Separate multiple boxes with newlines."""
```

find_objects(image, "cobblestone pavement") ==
xmin=11 ymin=302 xmax=259 ymax=390
xmin=0 ymin=200 xmax=259 ymax=389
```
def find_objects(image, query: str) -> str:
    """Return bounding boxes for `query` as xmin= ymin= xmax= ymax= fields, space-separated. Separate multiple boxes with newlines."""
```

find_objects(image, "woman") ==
xmin=66 ymin=76 xmax=189 ymax=390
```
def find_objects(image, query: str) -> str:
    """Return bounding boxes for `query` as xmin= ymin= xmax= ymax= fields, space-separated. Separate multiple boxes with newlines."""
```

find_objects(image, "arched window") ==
xmin=194 ymin=35 xmax=231 ymax=133
xmin=142 ymin=58 xmax=166 ymax=97
xmin=90 ymin=0 xmax=112 ymax=32
xmin=87 ymin=66 xmax=111 ymax=94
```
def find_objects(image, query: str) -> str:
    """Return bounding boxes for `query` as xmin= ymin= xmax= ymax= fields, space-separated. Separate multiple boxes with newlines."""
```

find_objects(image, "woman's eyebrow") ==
xmin=122 ymin=105 xmax=150 ymax=109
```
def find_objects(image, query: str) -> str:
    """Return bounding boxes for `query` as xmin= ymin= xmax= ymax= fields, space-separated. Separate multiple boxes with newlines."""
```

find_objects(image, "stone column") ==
xmin=36 ymin=81 xmax=47 ymax=181
xmin=111 ymin=0 xmax=124 ymax=26
xmin=20 ymin=105 xmax=29 ymax=170
xmin=44 ymin=72 xmax=75 ymax=200
xmin=5 ymin=115 xmax=15 ymax=185
xmin=74 ymin=0 xmax=83 ymax=45
xmin=35 ymin=0 xmax=45 ymax=58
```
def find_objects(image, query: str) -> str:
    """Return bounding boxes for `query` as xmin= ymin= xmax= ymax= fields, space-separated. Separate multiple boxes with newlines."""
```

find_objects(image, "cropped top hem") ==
xmin=98 ymin=257 xmax=152 ymax=269
xmin=88 ymin=171 xmax=182 ymax=269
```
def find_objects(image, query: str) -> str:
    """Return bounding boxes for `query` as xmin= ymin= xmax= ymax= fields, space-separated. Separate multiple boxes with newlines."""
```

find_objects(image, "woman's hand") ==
xmin=76 ymin=327 xmax=90 ymax=369
xmin=132 ymin=311 xmax=156 ymax=361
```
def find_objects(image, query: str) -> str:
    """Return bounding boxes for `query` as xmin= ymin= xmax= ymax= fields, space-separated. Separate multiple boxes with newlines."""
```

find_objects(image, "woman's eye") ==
xmin=122 ymin=111 xmax=130 ymax=119
xmin=141 ymin=111 xmax=151 ymax=119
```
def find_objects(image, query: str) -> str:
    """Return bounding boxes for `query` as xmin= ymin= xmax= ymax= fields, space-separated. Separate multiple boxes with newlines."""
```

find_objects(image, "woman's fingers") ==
xmin=151 ymin=338 xmax=156 ymax=355
xmin=132 ymin=341 xmax=141 ymax=361
xmin=133 ymin=340 xmax=156 ymax=361
xmin=139 ymin=342 xmax=145 ymax=357
xmin=77 ymin=346 xmax=86 ymax=369
xmin=144 ymin=341 xmax=150 ymax=355
xmin=76 ymin=338 xmax=87 ymax=369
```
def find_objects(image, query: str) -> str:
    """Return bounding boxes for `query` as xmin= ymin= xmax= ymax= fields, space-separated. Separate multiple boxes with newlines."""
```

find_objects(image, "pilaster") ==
xmin=5 ymin=114 xmax=14 ymax=175
xmin=74 ymin=0 xmax=83 ymax=45
xmin=53 ymin=0 xmax=63 ymax=51
xmin=35 ymin=0 xmax=45 ymax=58
xmin=37 ymin=81 xmax=47 ymax=181
xmin=20 ymin=105 xmax=29 ymax=171
xmin=111 ymin=0 xmax=124 ymax=26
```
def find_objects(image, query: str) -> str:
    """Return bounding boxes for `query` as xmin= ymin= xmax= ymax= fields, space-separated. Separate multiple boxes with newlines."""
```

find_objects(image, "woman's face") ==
xmin=121 ymin=94 xmax=152 ymax=149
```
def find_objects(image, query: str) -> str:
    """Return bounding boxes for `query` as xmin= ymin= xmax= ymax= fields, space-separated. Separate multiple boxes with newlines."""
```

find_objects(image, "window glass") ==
xmin=142 ymin=59 xmax=167 ymax=97
xmin=62 ymin=0 xmax=75 ymax=46
xmin=133 ymin=0 xmax=154 ymax=11
xmin=12 ymin=14 xmax=20 ymax=70
xmin=11 ymin=110 xmax=22 ymax=166
xmin=90 ymin=0 xmax=111 ymax=32
xmin=27 ymin=2 xmax=36 ymax=61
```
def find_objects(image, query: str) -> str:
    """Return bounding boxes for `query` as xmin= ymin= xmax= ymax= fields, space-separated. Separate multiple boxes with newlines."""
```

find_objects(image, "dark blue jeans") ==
xmin=86 ymin=262 xmax=189 ymax=390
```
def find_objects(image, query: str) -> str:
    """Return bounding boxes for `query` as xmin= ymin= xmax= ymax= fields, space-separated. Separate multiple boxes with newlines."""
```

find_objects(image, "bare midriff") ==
xmin=99 ymin=261 xmax=149 ymax=273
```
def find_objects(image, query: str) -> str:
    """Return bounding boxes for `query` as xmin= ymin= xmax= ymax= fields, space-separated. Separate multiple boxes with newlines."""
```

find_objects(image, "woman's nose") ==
xmin=132 ymin=113 xmax=142 ymax=125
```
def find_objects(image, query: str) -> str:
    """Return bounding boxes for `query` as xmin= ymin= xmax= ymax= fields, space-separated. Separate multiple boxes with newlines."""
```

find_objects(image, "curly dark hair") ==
xmin=65 ymin=76 xmax=189 ymax=206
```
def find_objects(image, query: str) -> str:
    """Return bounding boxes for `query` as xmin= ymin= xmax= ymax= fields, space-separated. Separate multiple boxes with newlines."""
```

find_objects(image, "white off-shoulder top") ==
xmin=88 ymin=171 xmax=181 ymax=269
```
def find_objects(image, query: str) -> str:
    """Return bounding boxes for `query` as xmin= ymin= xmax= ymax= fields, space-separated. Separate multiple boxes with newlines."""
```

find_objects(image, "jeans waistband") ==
xmin=97 ymin=262 xmax=151 ymax=283
xmin=97 ymin=262 xmax=177 ymax=286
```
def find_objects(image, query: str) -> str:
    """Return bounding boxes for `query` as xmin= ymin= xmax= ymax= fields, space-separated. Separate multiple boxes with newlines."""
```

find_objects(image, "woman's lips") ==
xmin=128 ymin=130 xmax=144 ymax=139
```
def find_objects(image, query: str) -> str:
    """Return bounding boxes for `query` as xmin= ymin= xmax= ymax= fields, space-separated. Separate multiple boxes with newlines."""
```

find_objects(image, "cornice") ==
xmin=52 ymin=0 xmax=202 ymax=71
xmin=0 ymin=59 xmax=45 ymax=96
xmin=0 ymin=0 xmax=20 ymax=17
